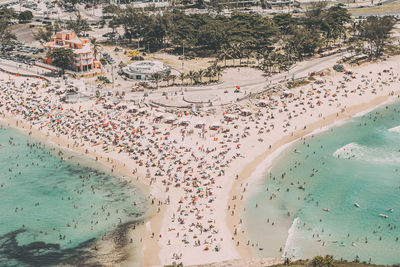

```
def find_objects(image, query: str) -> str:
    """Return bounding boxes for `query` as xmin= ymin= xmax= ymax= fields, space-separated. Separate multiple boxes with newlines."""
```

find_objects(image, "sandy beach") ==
xmin=1 ymin=54 xmax=400 ymax=266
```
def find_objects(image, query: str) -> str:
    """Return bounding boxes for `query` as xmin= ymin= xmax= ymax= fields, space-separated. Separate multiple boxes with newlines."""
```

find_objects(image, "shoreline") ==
xmin=1 ymin=55 xmax=400 ymax=266
xmin=228 ymin=94 xmax=400 ymax=262
xmin=0 ymin=113 xmax=154 ymax=267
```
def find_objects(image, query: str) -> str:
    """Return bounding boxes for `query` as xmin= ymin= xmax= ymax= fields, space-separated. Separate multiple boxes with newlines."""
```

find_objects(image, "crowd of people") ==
xmin=0 ymin=59 xmax=399 ymax=265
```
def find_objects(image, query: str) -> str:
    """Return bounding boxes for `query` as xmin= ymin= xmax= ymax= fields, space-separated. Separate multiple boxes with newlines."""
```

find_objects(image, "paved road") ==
xmin=349 ymin=0 xmax=400 ymax=17
xmin=0 ymin=59 xmax=47 ymax=76
xmin=157 ymin=52 xmax=345 ymax=95
xmin=132 ymin=52 xmax=346 ymax=106
xmin=351 ymin=10 xmax=400 ymax=16
xmin=0 ymin=47 xmax=345 ymax=107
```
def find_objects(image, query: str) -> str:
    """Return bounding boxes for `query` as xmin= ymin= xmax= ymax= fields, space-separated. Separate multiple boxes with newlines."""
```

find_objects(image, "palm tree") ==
xmin=263 ymin=49 xmax=275 ymax=74
xmin=90 ymin=37 xmax=100 ymax=60
xmin=218 ymin=46 xmax=230 ymax=68
xmin=245 ymin=49 xmax=254 ymax=66
xmin=179 ymin=72 xmax=185 ymax=85
xmin=187 ymin=70 xmax=196 ymax=85
xmin=255 ymin=50 xmax=263 ymax=67
xmin=212 ymin=62 xmax=218 ymax=77
xmin=276 ymin=53 xmax=286 ymax=73
xmin=215 ymin=65 xmax=223 ymax=81
xmin=171 ymin=74 xmax=177 ymax=85
xmin=237 ymin=42 xmax=246 ymax=66
xmin=206 ymin=66 xmax=215 ymax=82
xmin=164 ymin=70 xmax=172 ymax=86
xmin=229 ymin=44 xmax=240 ymax=66
xmin=197 ymin=69 xmax=204 ymax=83
xmin=152 ymin=72 xmax=161 ymax=89
xmin=205 ymin=68 xmax=212 ymax=82
xmin=194 ymin=72 xmax=200 ymax=84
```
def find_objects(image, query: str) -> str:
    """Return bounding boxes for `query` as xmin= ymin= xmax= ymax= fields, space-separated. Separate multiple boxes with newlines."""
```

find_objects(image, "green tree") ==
xmin=347 ymin=38 xmax=364 ymax=55
xmin=90 ymin=37 xmax=100 ymax=60
xmin=243 ymin=48 xmax=253 ymax=65
xmin=215 ymin=65 xmax=222 ymax=81
xmin=18 ymin=11 xmax=33 ymax=22
xmin=312 ymin=256 xmax=325 ymax=267
xmin=204 ymin=67 xmax=212 ymax=82
xmin=360 ymin=16 xmax=395 ymax=57
xmin=67 ymin=11 xmax=91 ymax=36
xmin=152 ymin=72 xmax=161 ymax=89
xmin=0 ymin=11 xmax=17 ymax=54
xmin=171 ymin=74 xmax=177 ymax=85
xmin=262 ymin=46 xmax=275 ymax=73
xmin=119 ymin=7 xmax=146 ymax=44
xmin=187 ymin=70 xmax=196 ymax=85
xmin=197 ymin=18 xmax=227 ymax=51
xmin=50 ymin=47 xmax=74 ymax=74
xmin=100 ymin=58 xmax=107 ymax=66
xmin=229 ymin=43 xmax=240 ymax=66
xmin=218 ymin=45 xmax=231 ymax=67
xmin=34 ymin=25 xmax=53 ymax=43
xmin=103 ymin=4 xmax=120 ymax=17
xmin=273 ymin=13 xmax=296 ymax=35
xmin=303 ymin=2 xmax=328 ymax=30
xmin=311 ymin=255 xmax=336 ymax=267
xmin=197 ymin=69 xmax=204 ymax=83
xmin=179 ymin=72 xmax=185 ymax=85
xmin=65 ymin=0 xmax=78 ymax=7
xmin=53 ymin=21 xmax=63 ymax=34
xmin=288 ymin=26 xmax=322 ymax=60
xmin=0 ymin=7 xmax=16 ymax=20
xmin=164 ymin=70 xmax=172 ymax=86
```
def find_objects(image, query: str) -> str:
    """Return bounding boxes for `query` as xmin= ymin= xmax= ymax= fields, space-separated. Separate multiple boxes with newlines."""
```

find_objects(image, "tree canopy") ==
xmin=67 ymin=12 xmax=91 ymax=36
xmin=0 ymin=8 xmax=17 ymax=53
xmin=50 ymin=47 xmax=74 ymax=73
xmin=360 ymin=16 xmax=395 ymax=57
xmin=18 ymin=10 xmax=33 ymax=22
xmin=34 ymin=24 xmax=54 ymax=43
xmin=101 ymin=4 xmax=394 ymax=73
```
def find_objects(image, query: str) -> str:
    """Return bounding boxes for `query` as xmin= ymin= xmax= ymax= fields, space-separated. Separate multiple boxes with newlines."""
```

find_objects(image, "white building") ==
xmin=266 ymin=0 xmax=299 ymax=6
xmin=109 ymin=0 xmax=169 ymax=8
xmin=121 ymin=60 xmax=170 ymax=80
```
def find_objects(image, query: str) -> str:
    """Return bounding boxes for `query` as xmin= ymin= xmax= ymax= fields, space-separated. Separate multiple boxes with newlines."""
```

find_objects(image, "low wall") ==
xmin=150 ymin=100 xmax=191 ymax=109
xmin=0 ymin=66 xmax=50 ymax=82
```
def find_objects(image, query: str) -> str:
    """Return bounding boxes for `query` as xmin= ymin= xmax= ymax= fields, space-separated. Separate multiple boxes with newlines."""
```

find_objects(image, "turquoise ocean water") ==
xmin=245 ymin=101 xmax=400 ymax=264
xmin=0 ymin=126 xmax=148 ymax=266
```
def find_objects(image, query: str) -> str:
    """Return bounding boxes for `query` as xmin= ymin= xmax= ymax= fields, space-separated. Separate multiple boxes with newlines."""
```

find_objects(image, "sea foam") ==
xmin=388 ymin=125 xmax=400 ymax=133
xmin=333 ymin=142 xmax=400 ymax=164
xmin=332 ymin=142 xmax=364 ymax=158
xmin=282 ymin=217 xmax=300 ymax=260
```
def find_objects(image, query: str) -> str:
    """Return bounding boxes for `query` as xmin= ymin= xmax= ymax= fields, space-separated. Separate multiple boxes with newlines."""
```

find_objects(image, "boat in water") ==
xmin=379 ymin=214 xmax=389 ymax=218
xmin=354 ymin=203 xmax=360 ymax=208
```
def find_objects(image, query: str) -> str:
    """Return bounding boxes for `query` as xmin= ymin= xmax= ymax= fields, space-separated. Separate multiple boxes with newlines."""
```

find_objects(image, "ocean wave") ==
xmin=333 ymin=142 xmax=400 ymax=164
xmin=388 ymin=125 xmax=400 ymax=133
xmin=332 ymin=142 xmax=364 ymax=159
xmin=282 ymin=217 xmax=300 ymax=259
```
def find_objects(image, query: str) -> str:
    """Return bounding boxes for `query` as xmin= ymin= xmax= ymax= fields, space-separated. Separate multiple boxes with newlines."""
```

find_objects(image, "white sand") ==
xmin=0 ymin=55 xmax=400 ymax=267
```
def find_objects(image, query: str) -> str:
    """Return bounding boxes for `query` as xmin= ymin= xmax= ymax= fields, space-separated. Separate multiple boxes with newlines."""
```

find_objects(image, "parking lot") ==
xmin=0 ymin=44 xmax=44 ymax=65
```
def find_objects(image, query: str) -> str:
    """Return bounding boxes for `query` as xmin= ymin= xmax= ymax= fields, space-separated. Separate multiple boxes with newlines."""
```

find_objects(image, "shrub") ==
xmin=333 ymin=64 xmax=344 ymax=72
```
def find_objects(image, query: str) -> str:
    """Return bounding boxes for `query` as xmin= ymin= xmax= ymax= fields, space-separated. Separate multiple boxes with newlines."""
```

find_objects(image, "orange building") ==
xmin=42 ymin=30 xmax=101 ymax=73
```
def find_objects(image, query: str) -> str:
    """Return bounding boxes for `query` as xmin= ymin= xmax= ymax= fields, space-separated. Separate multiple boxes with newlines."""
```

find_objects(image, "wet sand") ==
xmin=1 ymin=56 xmax=400 ymax=266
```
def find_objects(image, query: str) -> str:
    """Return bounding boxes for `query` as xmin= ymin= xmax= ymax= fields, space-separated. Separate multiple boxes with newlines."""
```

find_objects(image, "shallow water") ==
xmin=0 ymin=126 xmax=148 ymax=266
xmin=245 ymin=101 xmax=400 ymax=264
